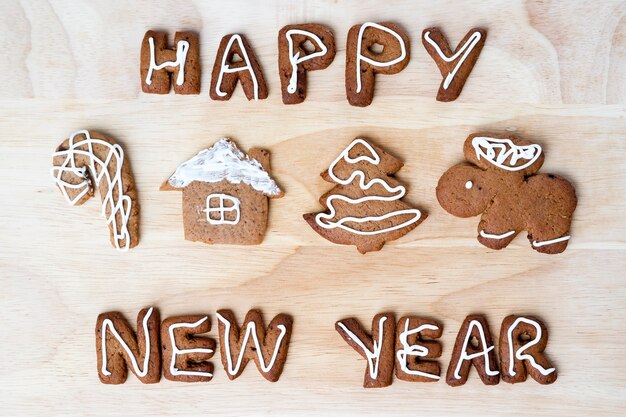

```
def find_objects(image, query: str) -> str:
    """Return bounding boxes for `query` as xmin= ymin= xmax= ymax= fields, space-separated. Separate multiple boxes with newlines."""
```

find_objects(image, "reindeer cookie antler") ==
xmin=51 ymin=130 xmax=139 ymax=251
xmin=436 ymin=133 xmax=577 ymax=254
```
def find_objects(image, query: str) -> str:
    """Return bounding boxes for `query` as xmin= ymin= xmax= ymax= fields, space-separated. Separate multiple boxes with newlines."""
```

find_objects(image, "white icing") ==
xmin=395 ymin=319 xmax=440 ymax=380
xmin=314 ymin=139 xmax=422 ymax=235
xmin=355 ymin=22 xmax=407 ymax=94
xmin=472 ymin=136 xmax=542 ymax=172
xmin=337 ymin=316 xmax=387 ymax=379
xmin=423 ymin=30 xmax=482 ymax=90
xmin=216 ymin=312 xmax=287 ymax=376
xmin=215 ymin=34 xmax=259 ymax=100
xmin=285 ymin=29 xmax=329 ymax=94
xmin=145 ymin=37 xmax=189 ymax=86
xmin=167 ymin=138 xmax=281 ymax=196
xmin=101 ymin=307 xmax=153 ymax=377
xmin=453 ymin=319 xmax=499 ymax=380
xmin=506 ymin=317 xmax=556 ymax=376
xmin=204 ymin=194 xmax=240 ymax=225
xmin=168 ymin=316 xmax=214 ymax=378
xmin=532 ymin=235 xmax=571 ymax=247
xmin=480 ymin=230 xmax=516 ymax=240
xmin=465 ymin=180 xmax=473 ymax=189
xmin=50 ymin=130 xmax=132 ymax=251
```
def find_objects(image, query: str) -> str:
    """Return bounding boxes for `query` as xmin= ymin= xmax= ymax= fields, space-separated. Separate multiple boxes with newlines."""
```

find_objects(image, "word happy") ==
xmin=140 ymin=22 xmax=487 ymax=105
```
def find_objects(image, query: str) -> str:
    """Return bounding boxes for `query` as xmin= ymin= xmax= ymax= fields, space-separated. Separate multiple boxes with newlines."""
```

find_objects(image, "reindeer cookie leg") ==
xmin=476 ymin=209 xmax=520 ymax=250
xmin=476 ymin=216 xmax=519 ymax=250
xmin=524 ymin=174 xmax=577 ymax=255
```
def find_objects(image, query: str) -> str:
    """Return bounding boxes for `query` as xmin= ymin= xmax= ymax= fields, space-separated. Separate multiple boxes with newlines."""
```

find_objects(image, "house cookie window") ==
xmin=204 ymin=194 xmax=240 ymax=225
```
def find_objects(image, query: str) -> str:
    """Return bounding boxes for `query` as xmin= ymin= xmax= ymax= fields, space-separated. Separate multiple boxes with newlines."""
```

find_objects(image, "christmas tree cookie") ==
xmin=304 ymin=138 xmax=426 ymax=253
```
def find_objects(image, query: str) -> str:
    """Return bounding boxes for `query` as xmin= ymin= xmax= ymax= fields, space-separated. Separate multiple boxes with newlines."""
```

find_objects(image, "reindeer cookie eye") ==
xmin=465 ymin=180 xmax=473 ymax=189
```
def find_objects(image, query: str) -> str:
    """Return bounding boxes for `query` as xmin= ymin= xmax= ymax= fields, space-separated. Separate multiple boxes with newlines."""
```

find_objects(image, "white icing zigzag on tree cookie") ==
xmin=314 ymin=138 xmax=422 ymax=235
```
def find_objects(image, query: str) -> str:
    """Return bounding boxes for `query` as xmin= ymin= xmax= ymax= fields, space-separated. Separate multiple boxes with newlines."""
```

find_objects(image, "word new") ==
xmin=140 ymin=22 xmax=486 ymax=106
xmin=336 ymin=313 xmax=557 ymax=387
xmin=96 ymin=307 xmax=292 ymax=384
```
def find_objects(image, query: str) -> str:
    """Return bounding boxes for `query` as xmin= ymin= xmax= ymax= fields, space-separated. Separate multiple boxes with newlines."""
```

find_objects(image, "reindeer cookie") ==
xmin=51 ymin=130 xmax=139 ymax=251
xmin=437 ymin=133 xmax=577 ymax=254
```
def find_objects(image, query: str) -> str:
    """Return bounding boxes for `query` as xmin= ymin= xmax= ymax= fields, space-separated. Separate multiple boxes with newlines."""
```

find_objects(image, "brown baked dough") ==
xmin=216 ymin=309 xmax=293 ymax=382
xmin=499 ymin=315 xmax=557 ymax=384
xmin=210 ymin=34 xmax=268 ymax=101
xmin=437 ymin=133 xmax=577 ymax=254
xmin=422 ymin=27 xmax=486 ymax=102
xmin=335 ymin=313 xmax=396 ymax=388
xmin=345 ymin=22 xmax=410 ymax=107
xmin=51 ymin=130 xmax=139 ymax=251
xmin=278 ymin=23 xmax=336 ymax=104
xmin=446 ymin=314 xmax=500 ymax=387
xmin=161 ymin=315 xmax=216 ymax=383
xmin=394 ymin=316 xmax=443 ymax=383
xmin=140 ymin=30 xmax=200 ymax=94
xmin=95 ymin=307 xmax=161 ymax=384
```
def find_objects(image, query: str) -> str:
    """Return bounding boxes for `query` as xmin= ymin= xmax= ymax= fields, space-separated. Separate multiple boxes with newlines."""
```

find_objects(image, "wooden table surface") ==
xmin=1 ymin=1 xmax=625 ymax=416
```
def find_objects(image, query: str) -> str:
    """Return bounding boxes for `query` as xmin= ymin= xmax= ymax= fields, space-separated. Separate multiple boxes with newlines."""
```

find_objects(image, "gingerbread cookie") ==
xmin=161 ymin=138 xmax=284 ymax=245
xmin=278 ymin=24 xmax=336 ymax=104
xmin=422 ymin=28 xmax=486 ymax=102
xmin=140 ymin=30 xmax=200 ymax=94
xmin=210 ymin=34 xmax=268 ymax=101
xmin=303 ymin=138 xmax=426 ymax=253
xmin=499 ymin=315 xmax=557 ymax=384
xmin=161 ymin=315 xmax=216 ymax=382
xmin=395 ymin=316 xmax=443 ymax=382
xmin=51 ymin=130 xmax=139 ymax=251
xmin=335 ymin=313 xmax=395 ymax=388
xmin=437 ymin=133 xmax=577 ymax=254
xmin=446 ymin=314 xmax=499 ymax=387
xmin=215 ymin=309 xmax=292 ymax=382
xmin=345 ymin=22 xmax=410 ymax=107
xmin=96 ymin=307 xmax=161 ymax=384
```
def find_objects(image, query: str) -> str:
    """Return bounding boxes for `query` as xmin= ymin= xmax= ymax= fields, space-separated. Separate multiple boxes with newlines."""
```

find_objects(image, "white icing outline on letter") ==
xmin=423 ymin=30 xmax=482 ymax=90
xmin=337 ymin=315 xmax=387 ymax=379
xmin=216 ymin=312 xmax=287 ymax=376
xmin=286 ymin=29 xmax=329 ymax=94
xmin=453 ymin=319 xmax=499 ymax=380
xmin=215 ymin=34 xmax=259 ymax=101
xmin=101 ymin=307 xmax=153 ymax=377
xmin=145 ymin=37 xmax=190 ymax=86
xmin=168 ymin=316 xmax=214 ymax=378
xmin=396 ymin=319 xmax=440 ymax=380
xmin=506 ymin=317 xmax=555 ymax=376
xmin=355 ymin=22 xmax=407 ymax=94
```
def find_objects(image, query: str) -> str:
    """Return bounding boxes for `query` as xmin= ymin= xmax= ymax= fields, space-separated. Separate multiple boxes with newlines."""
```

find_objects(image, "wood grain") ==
xmin=1 ymin=1 xmax=625 ymax=416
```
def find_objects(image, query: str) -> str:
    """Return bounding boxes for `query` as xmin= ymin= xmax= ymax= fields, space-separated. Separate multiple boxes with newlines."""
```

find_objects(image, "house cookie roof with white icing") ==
xmin=166 ymin=138 xmax=282 ymax=196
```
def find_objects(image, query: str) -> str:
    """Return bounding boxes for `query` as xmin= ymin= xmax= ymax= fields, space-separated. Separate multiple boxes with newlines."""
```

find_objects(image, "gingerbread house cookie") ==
xmin=161 ymin=138 xmax=284 ymax=245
